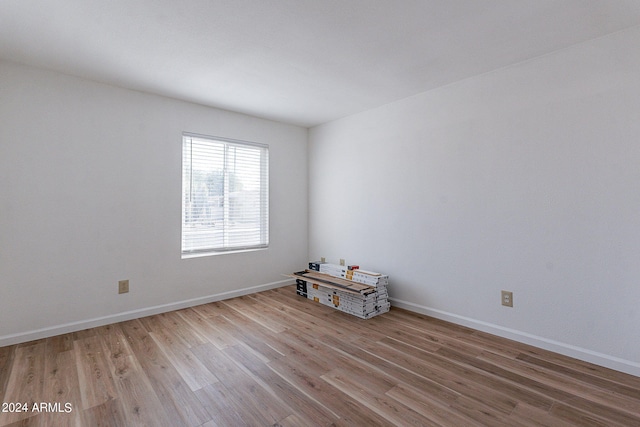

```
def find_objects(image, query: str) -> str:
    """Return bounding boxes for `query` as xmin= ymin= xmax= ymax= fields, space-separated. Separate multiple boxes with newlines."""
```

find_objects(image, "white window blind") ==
xmin=182 ymin=133 xmax=269 ymax=256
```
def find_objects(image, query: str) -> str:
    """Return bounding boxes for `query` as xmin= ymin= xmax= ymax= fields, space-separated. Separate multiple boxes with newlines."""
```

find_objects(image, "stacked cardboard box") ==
xmin=309 ymin=261 xmax=389 ymax=288
xmin=292 ymin=262 xmax=389 ymax=319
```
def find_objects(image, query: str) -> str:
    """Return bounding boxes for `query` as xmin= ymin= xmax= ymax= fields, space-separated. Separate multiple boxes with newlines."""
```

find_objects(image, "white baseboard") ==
xmin=390 ymin=298 xmax=640 ymax=378
xmin=0 ymin=279 xmax=293 ymax=347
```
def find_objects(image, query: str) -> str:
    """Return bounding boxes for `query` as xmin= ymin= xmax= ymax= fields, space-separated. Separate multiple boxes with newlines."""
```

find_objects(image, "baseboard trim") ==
xmin=390 ymin=298 xmax=640 ymax=378
xmin=0 ymin=279 xmax=293 ymax=347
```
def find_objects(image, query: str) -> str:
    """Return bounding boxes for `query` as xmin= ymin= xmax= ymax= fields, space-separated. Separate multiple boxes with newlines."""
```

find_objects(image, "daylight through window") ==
xmin=182 ymin=133 xmax=269 ymax=256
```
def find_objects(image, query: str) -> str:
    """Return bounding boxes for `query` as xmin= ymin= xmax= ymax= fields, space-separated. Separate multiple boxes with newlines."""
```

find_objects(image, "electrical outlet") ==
xmin=339 ymin=259 xmax=345 ymax=266
xmin=118 ymin=279 xmax=129 ymax=294
xmin=501 ymin=290 xmax=513 ymax=307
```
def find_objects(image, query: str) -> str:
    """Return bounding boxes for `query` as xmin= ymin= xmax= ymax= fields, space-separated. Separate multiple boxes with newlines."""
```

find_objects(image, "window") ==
xmin=182 ymin=133 xmax=269 ymax=256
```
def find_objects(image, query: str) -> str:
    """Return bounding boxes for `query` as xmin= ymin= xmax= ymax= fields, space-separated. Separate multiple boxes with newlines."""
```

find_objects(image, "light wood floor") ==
xmin=1 ymin=285 xmax=639 ymax=426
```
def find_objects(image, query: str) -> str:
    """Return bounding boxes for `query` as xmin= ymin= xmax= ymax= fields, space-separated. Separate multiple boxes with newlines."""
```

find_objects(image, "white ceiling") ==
xmin=2 ymin=1 xmax=640 ymax=127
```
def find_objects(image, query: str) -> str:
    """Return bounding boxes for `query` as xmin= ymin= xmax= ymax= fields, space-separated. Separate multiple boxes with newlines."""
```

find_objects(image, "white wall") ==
xmin=309 ymin=26 xmax=640 ymax=376
xmin=0 ymin=61 xmax=308 ymax=344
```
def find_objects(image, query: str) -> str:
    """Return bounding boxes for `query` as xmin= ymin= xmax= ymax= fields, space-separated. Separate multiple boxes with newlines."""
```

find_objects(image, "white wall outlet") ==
xmin=501 ymin=290 xmax=513 ymax=307
xmin=119 ymin=279 xmax=129 ymax=294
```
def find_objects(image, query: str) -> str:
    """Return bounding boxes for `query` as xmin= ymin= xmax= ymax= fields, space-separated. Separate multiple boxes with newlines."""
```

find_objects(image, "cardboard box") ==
xmin=296 ymin=281 xmax=307 ymax=294
xmin=290 ymin=263 xmax=390 ymax=319
xmin=308 ymin=261 xmax=326 ymax=271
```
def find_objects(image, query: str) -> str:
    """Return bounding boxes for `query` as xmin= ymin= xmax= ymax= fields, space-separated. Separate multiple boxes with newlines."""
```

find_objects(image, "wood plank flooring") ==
xmin=1 ymin=284 xmax=639 ymax=426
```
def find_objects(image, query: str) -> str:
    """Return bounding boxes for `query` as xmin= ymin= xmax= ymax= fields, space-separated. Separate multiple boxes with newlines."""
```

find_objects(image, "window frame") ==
xmin=181 ymin=132 xmax=269 ymax=257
